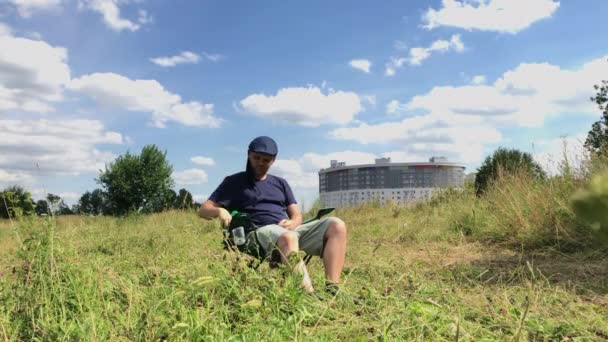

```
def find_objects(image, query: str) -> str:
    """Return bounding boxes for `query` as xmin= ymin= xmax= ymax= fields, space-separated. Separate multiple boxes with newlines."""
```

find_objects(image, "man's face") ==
xmin=248 ymin=151 xmax=275 ymax=178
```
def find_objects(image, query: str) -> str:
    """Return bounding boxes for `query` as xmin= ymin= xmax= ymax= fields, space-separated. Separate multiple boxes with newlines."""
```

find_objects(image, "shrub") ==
xmin=0 ymin=186 xmax=35 ymax=219
xmin=475 ymin=147 xmax=546 ymax=195
xmin=98 ymin=145 xmax=174 ymax=215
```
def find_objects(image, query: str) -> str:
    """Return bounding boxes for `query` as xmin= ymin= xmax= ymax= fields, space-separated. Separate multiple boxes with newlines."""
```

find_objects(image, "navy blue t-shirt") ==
xmin=208 ymin=172 xmax=297 ymax=227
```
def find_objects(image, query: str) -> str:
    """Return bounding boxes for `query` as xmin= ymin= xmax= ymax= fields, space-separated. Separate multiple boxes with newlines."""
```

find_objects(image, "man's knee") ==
xmin=277 ymin=231 xmax=299 ymax=248
xmin=325 ymin=217 xmax=347 ymax=238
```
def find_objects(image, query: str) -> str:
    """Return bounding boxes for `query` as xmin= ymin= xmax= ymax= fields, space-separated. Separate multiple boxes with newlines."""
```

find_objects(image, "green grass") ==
xmin=1 ymin=168 xmax=608 ymax=340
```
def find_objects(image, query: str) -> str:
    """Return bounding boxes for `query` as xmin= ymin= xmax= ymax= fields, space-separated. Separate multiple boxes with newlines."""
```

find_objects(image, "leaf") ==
xmin=241 ymin=299 xmax=262 ymax=309
xmin=172 ymin=322 xmax=189 ymax=330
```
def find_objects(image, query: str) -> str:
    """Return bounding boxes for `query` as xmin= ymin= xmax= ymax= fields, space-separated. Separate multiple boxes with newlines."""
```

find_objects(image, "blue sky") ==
xmin=1 ymin=0 xmax=607 ymax=208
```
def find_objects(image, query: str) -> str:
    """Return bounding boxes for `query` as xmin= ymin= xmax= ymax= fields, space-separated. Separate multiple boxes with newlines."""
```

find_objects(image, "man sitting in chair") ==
xmin=198 ymin=136 xmax=347 ymax=294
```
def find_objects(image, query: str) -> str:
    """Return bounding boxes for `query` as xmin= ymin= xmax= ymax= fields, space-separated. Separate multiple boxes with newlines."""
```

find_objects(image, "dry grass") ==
xmin=1 ymin=160 xmax=607 ymax=340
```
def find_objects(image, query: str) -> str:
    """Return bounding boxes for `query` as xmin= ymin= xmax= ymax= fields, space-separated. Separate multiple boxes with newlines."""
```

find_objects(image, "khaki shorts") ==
xmin=255 ymin=217 xmax=337 ymax=257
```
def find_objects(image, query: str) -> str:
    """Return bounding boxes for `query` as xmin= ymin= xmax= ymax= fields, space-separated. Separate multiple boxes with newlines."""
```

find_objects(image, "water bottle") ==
xmin=232 ymin=226 xmax=246 ymax=246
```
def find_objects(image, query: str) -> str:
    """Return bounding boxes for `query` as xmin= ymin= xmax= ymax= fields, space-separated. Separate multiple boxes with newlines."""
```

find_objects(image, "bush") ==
xmin=98 ymin=145 xmax=174 ymax=215
xmin=0 ymin=186 xmax=35 ymax=219
xmin=475 ymin=147 xmax=546 ymax=195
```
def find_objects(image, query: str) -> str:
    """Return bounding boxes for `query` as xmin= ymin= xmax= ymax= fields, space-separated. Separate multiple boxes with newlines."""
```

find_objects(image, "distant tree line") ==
xmin=1 ymin=145 xmax=201 ymax=218
xmin=75 ymin=186 xmax=198 ymax=216
xmin=0 ymin=186 xmax=35 ymax=219
xmin=1 ymin=188 xmax=78 ymax=218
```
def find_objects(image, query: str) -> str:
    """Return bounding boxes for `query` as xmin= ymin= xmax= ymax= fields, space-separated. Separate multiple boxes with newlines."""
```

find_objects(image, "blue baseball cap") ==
xmin=248 ymin=136 xmax=278 ymax=156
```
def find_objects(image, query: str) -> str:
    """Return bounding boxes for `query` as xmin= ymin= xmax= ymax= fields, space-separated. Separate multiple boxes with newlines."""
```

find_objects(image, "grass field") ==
xmin=1 ymin=170 xmax=607 ymax=340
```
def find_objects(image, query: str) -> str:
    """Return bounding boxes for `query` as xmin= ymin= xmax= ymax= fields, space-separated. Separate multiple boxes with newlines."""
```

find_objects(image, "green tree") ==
xmin=175 ymin=188 xmax=194 ymax=209
xmin=44 ymin=193 xmax=73 ymax=216
xmin=89 ymin=189 xmax=107 ymax=215
xmin=475 ymin=147 xmax=546 ymax=195
xmin=71 ymin=204 xmax=81 ymax=214
xmin=79 ymin=189 xmax=107 ymax=215
xmin=584 ymin=78 xmax=608 ymax=155
xmin=98 ymin=145 xmax=174 ymax=215
xmin=78 ymin=191 xmax=92 ymax=214
xmin=35 ymin=199 xmax=49 ymax=216
xmin=0 ymin=186 xmax=35 ymax=219
xmin=57 ymin=200 xmax=73 ymax=215
xmin=165 ymin=189 xmax=177 ymax=210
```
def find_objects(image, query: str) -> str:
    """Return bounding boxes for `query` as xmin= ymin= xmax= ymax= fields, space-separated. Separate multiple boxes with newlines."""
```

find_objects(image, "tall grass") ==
xmin=433 ymin=172 xmax=592 ymax=249
xmin=0 ymin=154 xmax=607 ymax=340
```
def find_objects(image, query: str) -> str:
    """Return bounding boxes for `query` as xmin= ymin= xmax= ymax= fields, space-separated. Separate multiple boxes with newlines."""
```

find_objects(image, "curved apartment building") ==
xmin=319 ymin=157 xmax=465 ymax=208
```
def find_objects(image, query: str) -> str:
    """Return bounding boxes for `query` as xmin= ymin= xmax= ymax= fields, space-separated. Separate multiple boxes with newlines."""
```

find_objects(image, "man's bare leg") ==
xmin=277 ymin=231 xmax=314 ymax=292
xmin=322 ymin=218 xmax=347 ymax=284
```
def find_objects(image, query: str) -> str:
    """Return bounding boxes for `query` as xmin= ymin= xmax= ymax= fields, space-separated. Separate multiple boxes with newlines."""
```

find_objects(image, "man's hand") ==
xmin=218 ymin=208 xmax=232 ymax=228
xmin=278 ymin=219 xmax=298 ymax=230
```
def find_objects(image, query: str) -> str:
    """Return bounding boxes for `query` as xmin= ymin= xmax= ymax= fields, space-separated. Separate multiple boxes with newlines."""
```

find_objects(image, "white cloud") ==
xmin=423 ymin=0 xmax=560 ymax=34
xmin=407 ymin=56 xmax=608 ymax=127
xmin=201 ymin=52 xmax=223 ymax=62
xmin=386 ymin=99 xmax=408 ymax=115
xmin=0 ymin=33 xmax=70 ymax=113
xmin=0 ymin=23 xmax=13 ymax=36
xmin=25 ymin=31 xmax=43 ymax=40
xmin=190 ymin=156 xmax=215 ymax=166
xmin=330 ymin=115 xmax=501 ymax=164
xmin=342 ymin=56 xmax=608 ymax=166
xmin=150 ymin=51 xmax=201 ymax=67
xmin=271 ymin=151 xmax=377 ymax=208
xmin=173 ymin=168 xmax=208 ymax=185
xmin=192 ymin=194 xmax=207 ymax=203
xmin=137 ymin=9 xmax=153 ymax=25
xmin=68 ymin=72 xmax=223 ymax=128
xmin=386 ymin=34 xmax=464 ymax=75
xmin=349 ymin=59 xmax=372 ymax=73
xmin=59 ymin=191 xmax=80 ymax=200
xmin=533 ymin=134 xmax=589 ymax=176
xmin=385 ymin=57 xmax=406 ymax=76
xmin=8 ymin=0 xmax=62 ymax=17
xmin=299 ymin=151 xmax=377 ymax=173
xmin=393 ymin=40 xmax=408 ymax=51
xmin=150 ymin=51 xmax=221 ymax=67
xmin=79 ymin=0 xmax=141 ymax=32
xmin=0 ymin=169 xmax=35 ymax=184
xmin=471 ymin=75 xmax=487 ymax=85
xmin=0 ymin=170 xmax=38 ymax=197
xmin=0 ymin=119 xmax=122 ymax=178
xmin=272 ymin=159 xmax=318 ymax=190
xmin=381 ymin=150 xmax=441 ymax=163
xmin=361 ymin=95 xmax=376 ymax=110
xmin=239 ymin=86 xmax=363 ymax=127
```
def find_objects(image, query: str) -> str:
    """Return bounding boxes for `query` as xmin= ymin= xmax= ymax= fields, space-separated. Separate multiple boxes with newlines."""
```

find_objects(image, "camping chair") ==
xmin=223 ymin=207 xmax=335 ymax=268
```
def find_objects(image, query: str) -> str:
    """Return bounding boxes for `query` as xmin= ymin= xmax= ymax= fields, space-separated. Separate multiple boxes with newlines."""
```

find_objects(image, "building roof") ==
xmin=319 ymin=158 xmax=465 ymax=174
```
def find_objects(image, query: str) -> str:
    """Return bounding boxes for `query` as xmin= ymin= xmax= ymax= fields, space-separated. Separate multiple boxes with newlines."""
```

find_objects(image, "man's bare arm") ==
xmin=199 ymin=200 xmax=232 ymax=227
xmin=278 ymin=203 xmax=303 ymax=230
